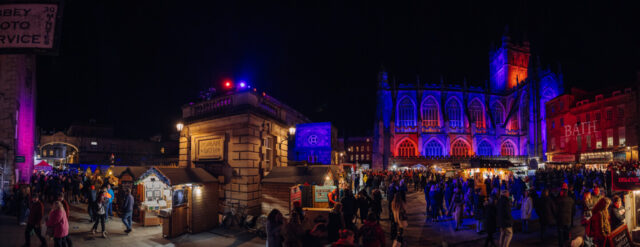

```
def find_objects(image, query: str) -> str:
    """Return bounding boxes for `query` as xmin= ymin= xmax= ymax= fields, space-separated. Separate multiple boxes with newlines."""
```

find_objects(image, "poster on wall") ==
xmin=314 ymin=185 xmax=335 ymax=203
xmin=0 ymin=2 xmax=63 ymax=54
xmin=290 ymin=185 xmax=302 ymax=210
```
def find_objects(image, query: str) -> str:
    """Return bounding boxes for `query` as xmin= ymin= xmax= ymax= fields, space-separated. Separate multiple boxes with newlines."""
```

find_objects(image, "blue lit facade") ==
xmin=293 ymin=122 xmax=339 ymax=165
xmin=372 ymin=35 xmax=563 ymax=169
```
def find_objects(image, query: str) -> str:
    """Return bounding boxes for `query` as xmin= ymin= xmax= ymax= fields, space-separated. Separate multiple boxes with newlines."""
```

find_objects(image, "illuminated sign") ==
xmin=612 ymin=171 xmax=640 ymax=191
xmin=314 ymin=185 xmax=335 ymax=202
xmin=549 ymin=154 xmax=575 ymax=162
xmin=0 ymin=3 xmax=62 ymax=53
xmin=564 ymin=120 xmax=598 ymax=137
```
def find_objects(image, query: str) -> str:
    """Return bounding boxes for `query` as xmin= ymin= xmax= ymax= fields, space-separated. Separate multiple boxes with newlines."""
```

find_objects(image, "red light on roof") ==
xmin=262 ymin=92 xmax=266 ymax=96
xmin=224 ymin=81 xmax=232 ymax=88
xmin=253 ymin=88 xmax=257 ymax=92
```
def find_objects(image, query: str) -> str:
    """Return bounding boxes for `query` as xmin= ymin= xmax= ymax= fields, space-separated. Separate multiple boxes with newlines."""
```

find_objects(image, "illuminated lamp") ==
xmin=253 ymin=88 xmax=257 ymax=92
xmin=239 ymin=81 xmax=246 ymax=88
xmin=262 ymin=92 xmax=266 ymax=96
xmin=224 ymin=81 xmax=232 ymax=88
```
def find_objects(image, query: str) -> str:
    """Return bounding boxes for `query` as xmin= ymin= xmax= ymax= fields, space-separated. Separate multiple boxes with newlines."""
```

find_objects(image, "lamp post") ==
xmin=176 ymin=122 xmax=189 ymax=167
xmin=279 ymin=126 xmax=296 ymax=165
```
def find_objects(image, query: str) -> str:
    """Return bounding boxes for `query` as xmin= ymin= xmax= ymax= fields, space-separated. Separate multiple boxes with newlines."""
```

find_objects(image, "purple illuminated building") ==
xmin=293 ymin=122 xmax=339 ymax=165
xmin=372 ymin=34 xmax=563 ymax=169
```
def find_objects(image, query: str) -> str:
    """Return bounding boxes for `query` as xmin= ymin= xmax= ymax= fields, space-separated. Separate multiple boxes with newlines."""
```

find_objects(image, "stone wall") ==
xmin=191 ymin=182 xmax=219 ymax=233
xmin=180 ymin=113 xmax=290 ymax=215
xmin=261 ymin=182 xmax=293 ymax=216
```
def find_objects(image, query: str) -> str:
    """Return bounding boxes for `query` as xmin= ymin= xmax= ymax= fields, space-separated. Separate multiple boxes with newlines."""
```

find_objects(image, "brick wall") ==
xmin=191 ymin=182 xmax=219 ymax=233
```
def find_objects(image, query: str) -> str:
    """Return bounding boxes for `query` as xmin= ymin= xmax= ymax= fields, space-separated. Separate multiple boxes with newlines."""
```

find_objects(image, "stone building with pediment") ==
xmin=179 ymin=91 xmax=309 ymax=214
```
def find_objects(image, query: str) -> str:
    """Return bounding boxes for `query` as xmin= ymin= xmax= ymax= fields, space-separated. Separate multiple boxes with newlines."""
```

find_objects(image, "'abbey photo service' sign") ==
xmin=0 ymin=2 xmax=62 ymax=54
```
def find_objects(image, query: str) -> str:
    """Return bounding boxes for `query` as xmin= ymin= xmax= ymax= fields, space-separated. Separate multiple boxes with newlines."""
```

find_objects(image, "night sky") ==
xmin=36 ymin=1 xmax=639 ymax=139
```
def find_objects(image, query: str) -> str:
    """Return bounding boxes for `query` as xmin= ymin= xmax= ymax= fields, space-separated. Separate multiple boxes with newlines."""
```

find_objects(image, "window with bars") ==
xmin=501 ymin=142 xmax=516 ymax=156
xmin=618 ymin=106 xmax=625 ymax=121
xmin=619 ymin=127 xmax=626 ymax=146
xmin=421 ymin=97 xmax=440 ymax=127
xmin=477 ymin=141 xmax=492 ymax=156
xmin=424 ymin=141 xmax=443 ymax=156
xmin=397 ymin=97 xmax=416 ymax=127
xmin=451 ymin=140 xmax=469 ymax=156
xmin=447 ymin=98 xmax=462 ymax=127
xmin=397 ymin=140 xmax=416 ymax=157
xmin=264 ymin=137 xmax=274 ymax=170
xmin=606 ymin=109 xmax=613 ymax=121
xmin=596 ymin=132 xmax=602 ymax=149
xmin=607 ymin=129 xmax=614 ymax=147
xmin=469 ymin=100 xmax=485 ymax=128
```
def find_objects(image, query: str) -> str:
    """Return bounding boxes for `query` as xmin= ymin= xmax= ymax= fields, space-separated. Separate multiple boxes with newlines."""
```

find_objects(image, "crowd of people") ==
xmin=2 ymin=170 xmax=135 ymax=247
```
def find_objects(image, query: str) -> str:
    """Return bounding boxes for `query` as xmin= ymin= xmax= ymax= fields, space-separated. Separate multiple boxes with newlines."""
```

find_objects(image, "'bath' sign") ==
xmin=0 ymin=3 xmax=62 ymax=53
xmin=197 ymin=136 xmax=224 ymax=160
xmin=564 ymin=120 xmax=598 ymax=137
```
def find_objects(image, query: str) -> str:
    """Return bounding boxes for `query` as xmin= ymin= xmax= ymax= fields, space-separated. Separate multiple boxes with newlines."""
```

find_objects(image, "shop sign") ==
xmin=290 ymin=185 xmax=301 ymax=210
xmin=0 ymin=3 xmax=63 ymax=54
xmin=197 ymin=136 xmax=224 ymax=160
xmin=314 ymin=185 xmax=335 ymax=203
xmin=612 ymin=171 xmax=640 ymax=191
xmin=608 ymin=224 xmax=631 ymax=247
xmin=549 ymin=154 xmax=575 ymax=162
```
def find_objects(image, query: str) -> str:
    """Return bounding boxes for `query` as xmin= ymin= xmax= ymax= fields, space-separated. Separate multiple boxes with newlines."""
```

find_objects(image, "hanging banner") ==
xmin=0 ymin=2 xmax=63 ymax=54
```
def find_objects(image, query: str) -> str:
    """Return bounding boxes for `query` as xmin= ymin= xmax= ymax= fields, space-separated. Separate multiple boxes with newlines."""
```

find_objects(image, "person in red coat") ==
xmin=357 ymin=213 xmax=385 ymax=247
xmin=587 ymin=197 xmax=612 ymax=247
xmin=57 ymin=194 xmax=70 ymax=220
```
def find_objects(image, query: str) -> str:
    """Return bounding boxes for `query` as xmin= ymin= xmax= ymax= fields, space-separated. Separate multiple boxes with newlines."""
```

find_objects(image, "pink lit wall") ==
xmin=14 ymin=55 xmax=36 ymax=184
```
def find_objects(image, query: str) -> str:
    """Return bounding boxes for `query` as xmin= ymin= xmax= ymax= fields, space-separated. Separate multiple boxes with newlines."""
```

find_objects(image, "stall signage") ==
xmin=197 ymin=136 xmax=224 ymax=160
xmin=608 ymin=225 xmax=632 ymax=247
xmin=314 ymin=185 xmax=335 ymax=203
xmin=290 ymin=185 xmax=302 ymax=210
xmin=0 ymin=3 xmax=62 ymax=53
xmin=611 ymin=171 xmax=640 ymax=191
xmin=549 ymin=154 xmax=575 ymax=162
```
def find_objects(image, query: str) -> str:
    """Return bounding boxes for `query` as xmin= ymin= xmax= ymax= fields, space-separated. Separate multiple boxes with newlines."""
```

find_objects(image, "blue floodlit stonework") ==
xmin=372 ymin=35 xmax=563 ymax=169
xmin=294 ymin=122 xmax=338 ymax=164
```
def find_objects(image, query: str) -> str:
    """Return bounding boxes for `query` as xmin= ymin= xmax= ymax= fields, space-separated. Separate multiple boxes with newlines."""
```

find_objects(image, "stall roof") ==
xmin=156 ymin=167 xmax=218 ymax=186
xmin=262 ymin=165 xmax=342 ymax=184
xmin=119 ymin=166 xmax=151 ymax=179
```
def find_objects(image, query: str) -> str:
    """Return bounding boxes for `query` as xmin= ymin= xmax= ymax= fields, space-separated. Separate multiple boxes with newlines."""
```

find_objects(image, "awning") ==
xmin=469 ymin=159 xmax=513 ymax=169
xmin=35 ymin=161 xmax=53 ymax=171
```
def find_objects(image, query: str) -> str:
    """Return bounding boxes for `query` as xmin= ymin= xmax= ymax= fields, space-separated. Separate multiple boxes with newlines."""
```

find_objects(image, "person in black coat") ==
xmin=555 ymin=188 xmax=575 ymax=247
xmin=483 ymin=192 xmax=498 ymax=247
xmin=609 ymin=195 xmax=625 ymax=230
xmin=328 ymin=203 xmax=345 ymax=243
xmin=356 ymin=190 xmax=371 ymax=224
xmin=340 ymin=190 xmax=357 ymax=230
xmin=496 ymin=190 xmax=513 ymax=247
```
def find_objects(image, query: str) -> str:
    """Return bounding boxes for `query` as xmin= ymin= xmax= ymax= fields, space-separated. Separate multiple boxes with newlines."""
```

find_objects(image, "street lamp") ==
xmin=176 ymin=123 xmax=184 ymax=132
xmin=288 ymin=127 xmax=296 ymax=136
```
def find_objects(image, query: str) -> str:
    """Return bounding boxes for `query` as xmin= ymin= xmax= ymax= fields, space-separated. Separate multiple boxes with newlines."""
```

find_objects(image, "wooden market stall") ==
xmin=156 ymin=167 xmax=219 ymax=238
xmin=465 ymin=159 xmax=514 ymax=195
xmin=131 ymin=167 xmax=171 ymax=226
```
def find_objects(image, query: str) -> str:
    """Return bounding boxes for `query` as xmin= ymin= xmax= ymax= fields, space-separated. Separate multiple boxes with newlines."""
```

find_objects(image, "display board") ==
xmin=611 ymin=171 xmax=640 ymax=191
xmin=0 ymin=2 xmax=63 ymax=54
xmin=608 ymin=225 xmax=631 ymax=247
xmin=314 ymin=185 xmax=335 ymax=203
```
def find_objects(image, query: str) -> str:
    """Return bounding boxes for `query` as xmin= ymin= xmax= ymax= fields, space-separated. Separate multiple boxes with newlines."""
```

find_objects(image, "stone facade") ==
xmin=180 ymin=91 xmax=309 ymax=215
xmin=0 ymin=55 xmax=37 ymax=186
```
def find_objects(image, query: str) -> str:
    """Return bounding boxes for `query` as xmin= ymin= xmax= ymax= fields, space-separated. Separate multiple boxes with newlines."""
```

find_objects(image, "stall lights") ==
xmin=325 ymin=175 xmax=330 ymax=180
xmin=195 ymin=186 xmax=202 ymax=196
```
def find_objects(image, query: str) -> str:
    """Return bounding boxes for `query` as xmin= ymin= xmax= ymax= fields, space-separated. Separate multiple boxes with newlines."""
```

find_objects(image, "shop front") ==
xmin=610 ymin=169 xmax=640 ymax=243
xmin=580 ymin=151 xmax=613 ymax=171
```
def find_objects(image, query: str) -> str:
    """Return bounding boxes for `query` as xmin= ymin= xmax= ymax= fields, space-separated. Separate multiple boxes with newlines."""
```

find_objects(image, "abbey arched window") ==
xmin=451 ymin=140 xmax=469 ymax=156
xmin=477 ymin=141 xmax=492 ymax=156
xmin=421 ymin=97 xmax=440 ymax=127
xmin=397 ymin=97 xmax=416 ymax=128
xmin=492 ymin=103 xmax=504 ymax=125
xmin=397 ymin=139 xmax=416 ymax=157
xmin=501 ymin=141 xmax=516 ymax=156
xmin=424 ymin=140 xmax=443 ymax=157
xmin=446 ymin=98 xmax=462 ymax=127
xmin=469 ymin=99 xmax=485 ymax=128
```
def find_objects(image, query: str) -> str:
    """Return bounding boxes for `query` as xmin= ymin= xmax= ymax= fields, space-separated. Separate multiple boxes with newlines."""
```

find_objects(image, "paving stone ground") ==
xmin=2 ymin=191 xmax=584 ymax=246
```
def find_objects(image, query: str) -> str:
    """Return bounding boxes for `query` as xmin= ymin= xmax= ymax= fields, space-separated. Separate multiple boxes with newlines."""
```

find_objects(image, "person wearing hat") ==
xmin=556 ymin=185 xmax=575 ymax=247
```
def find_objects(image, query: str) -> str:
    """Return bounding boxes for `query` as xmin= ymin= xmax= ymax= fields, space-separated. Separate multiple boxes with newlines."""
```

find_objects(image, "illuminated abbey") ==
xmin=372 ymin=34 xmax=563 ymax=169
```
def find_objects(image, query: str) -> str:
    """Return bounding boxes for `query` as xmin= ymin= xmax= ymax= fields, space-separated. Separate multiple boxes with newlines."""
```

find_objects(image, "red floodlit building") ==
xmin=545 ymin=87 xmax=638 ymax=169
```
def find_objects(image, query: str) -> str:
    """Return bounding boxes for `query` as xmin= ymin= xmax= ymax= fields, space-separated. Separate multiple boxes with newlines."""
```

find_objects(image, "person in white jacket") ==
xmin=520 ymin=190 xmax=534 ymax=233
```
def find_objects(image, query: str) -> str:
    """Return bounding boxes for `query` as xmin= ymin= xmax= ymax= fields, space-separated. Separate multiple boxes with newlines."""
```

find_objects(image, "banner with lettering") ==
xmin=612 ymin=170 xmax=640 ymax=191
xmin=0 ymin=3 xmax=62 ymax=54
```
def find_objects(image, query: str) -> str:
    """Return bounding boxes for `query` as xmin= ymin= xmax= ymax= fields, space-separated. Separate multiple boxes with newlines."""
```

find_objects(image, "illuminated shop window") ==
xmin=607 ymin=129 xmax=613 ymax=147
xmin=421 ymin=97 xmax=440 ymax=127
xmin=397 ymin=97 xmax=416 ymax=127
xmin=397 ymin=139 xmax=416 ymax=157
xmin=619 ymin=127 xmax=626 ymax=146
xmin=501 ymin=141 xmax=516 ymax=156
xmin=447 ymin=98 xmax=463 ymax=128
xmin=451 ymin=140 xmax=469 ymax=156
xmin=477 ymin=141 xmax=492 ymax=156
xmin=425 ymin=140 xmax=443 ymax=156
